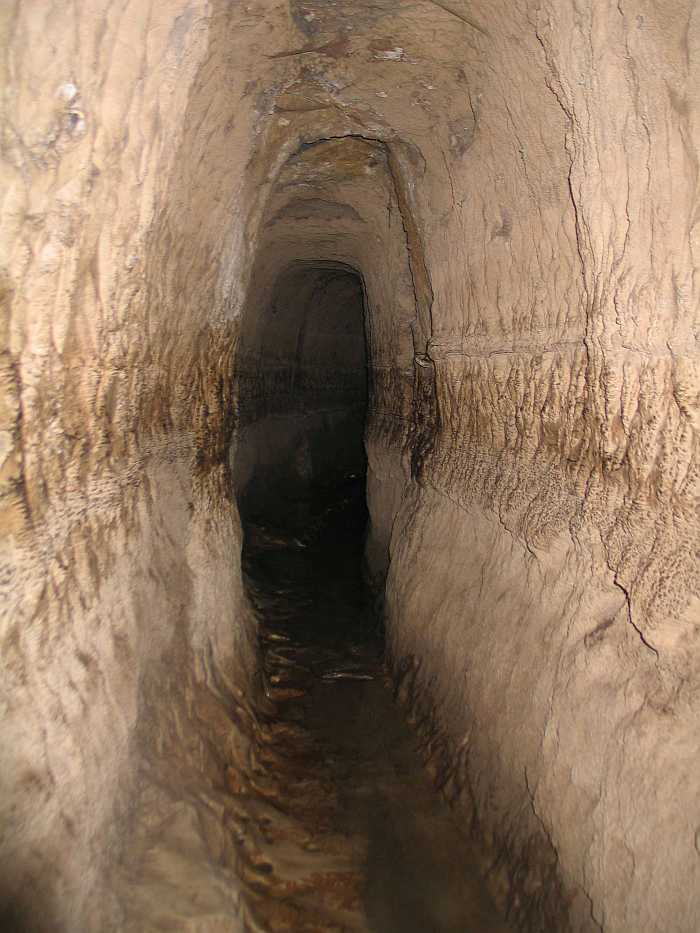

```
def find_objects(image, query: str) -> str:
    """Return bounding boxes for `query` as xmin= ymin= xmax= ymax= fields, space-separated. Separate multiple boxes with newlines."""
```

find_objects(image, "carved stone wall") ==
xmin=1 ymin=2 xmax=698 ymax=930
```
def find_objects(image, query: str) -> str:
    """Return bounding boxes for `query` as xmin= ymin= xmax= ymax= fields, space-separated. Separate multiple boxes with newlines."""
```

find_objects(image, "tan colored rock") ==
xmin=1 ymin=0 xmax=698 ymax=930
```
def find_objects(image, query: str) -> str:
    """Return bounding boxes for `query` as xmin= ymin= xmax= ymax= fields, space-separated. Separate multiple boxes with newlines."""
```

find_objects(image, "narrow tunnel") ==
xmin=232 ymin=252 xmax=510 ymax=931
xmin=2 ymin=4 xmax=699 ymax=933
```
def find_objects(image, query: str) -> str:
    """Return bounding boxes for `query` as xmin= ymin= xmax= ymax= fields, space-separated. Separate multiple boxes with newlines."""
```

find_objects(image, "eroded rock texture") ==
xmin=1 ymin=0 xmax=699 ymax=931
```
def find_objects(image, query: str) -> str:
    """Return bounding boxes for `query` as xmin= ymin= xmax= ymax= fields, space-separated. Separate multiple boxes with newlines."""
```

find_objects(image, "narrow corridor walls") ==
xmin=1 ymin=2 xmax=699 ymax=931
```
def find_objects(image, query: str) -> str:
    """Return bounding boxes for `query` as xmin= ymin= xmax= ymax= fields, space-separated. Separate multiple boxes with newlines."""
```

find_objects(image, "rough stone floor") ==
xmin=240 ymin=482 xmax=513 ymax=932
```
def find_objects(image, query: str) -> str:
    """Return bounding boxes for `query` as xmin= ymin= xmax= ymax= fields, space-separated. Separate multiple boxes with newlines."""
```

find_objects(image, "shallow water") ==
xmin=240 ymin=482 xmax=513 ymax=932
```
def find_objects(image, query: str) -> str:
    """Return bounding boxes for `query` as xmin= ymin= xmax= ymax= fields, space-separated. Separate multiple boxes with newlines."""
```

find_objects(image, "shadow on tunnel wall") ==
xmin=0 ymin=888 xmax=53 ymax=933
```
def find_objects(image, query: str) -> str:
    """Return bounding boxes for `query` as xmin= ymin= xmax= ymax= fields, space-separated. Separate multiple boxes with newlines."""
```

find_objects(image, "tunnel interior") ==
xmin=230 ymin=133 xmax=420 ymax=589
xmin=234 ymin=258 xmax=376 ymax=666
xmin=4 ymin=4 xmax=699 ymax=932
xmin=233 ymin=261 xmax=369 ymax=538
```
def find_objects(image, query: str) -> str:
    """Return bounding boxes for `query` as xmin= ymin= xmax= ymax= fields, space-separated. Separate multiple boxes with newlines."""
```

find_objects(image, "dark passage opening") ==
xmin=234 ymin=262 xmax=370 ymax=541
xmin=235 ymin=260 xmax=376 ymax=658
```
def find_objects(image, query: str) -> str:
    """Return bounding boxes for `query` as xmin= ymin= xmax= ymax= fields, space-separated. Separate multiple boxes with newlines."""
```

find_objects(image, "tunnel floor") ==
xmin=240 ymin=481 xmax=513 ymax=932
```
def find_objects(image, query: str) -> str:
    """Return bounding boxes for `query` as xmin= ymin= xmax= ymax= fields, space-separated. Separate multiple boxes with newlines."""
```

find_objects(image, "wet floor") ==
xmin=240 ymin=480 xmax=513 ymax=932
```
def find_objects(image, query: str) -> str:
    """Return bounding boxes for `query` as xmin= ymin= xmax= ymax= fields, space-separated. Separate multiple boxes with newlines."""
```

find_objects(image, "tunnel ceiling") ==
xmin=234 ymin=0 xmax=583 ymax=383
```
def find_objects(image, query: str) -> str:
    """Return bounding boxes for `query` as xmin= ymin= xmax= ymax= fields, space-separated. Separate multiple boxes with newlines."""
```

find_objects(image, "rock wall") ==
xmin=382 ymin=3 xmax=700 ymax=931
xmin=2 ymin=1 xmax=698 ymax=931
xmin=0 ymin=2 xmax=286 ymax=927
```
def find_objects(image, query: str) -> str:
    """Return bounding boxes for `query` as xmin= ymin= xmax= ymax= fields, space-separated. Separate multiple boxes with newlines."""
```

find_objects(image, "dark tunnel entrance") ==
xmin=233 ymin=262 xmax=369 ymax=536
xmin=233 ymin=261 xmax=377 ymax=650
